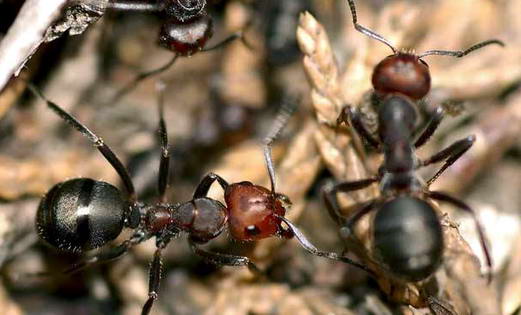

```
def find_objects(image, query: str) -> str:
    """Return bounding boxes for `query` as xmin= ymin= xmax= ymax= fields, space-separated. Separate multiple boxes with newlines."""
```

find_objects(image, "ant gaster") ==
xmin=104 ymin=0 xmax=250 ymax=102
xmin=30 ymin=84 xmax=368 ymax=315
xmin=323 ymin=0 xmax=503 ymax=283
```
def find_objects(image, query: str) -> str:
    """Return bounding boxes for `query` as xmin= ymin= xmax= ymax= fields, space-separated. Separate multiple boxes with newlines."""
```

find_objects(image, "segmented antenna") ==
xmin=346 ymin=0 xmax=397 ymax=53
xmin=419 ymin=39 xmax=505 ymax=58
xmin=263 ymin=99 xmax=299 ymax=193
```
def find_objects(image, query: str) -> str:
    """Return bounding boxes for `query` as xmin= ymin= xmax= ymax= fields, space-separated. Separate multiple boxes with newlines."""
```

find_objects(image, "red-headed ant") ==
xmin=323 ymin=0 xmax=504 ymax=283
xmin=29 ymin=83 xmax=368 ymax=315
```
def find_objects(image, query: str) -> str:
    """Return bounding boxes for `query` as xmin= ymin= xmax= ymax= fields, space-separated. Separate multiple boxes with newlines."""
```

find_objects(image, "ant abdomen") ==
xmin=372 ymin=53 xmax=431 ymax=100
xmin=224 ymin=182 xmax=290 ymax=241
xmin=36 ymin=178 xmax=126 ymax=253
xmin=164 ymin=0 xmax=207 ymax=23
xmin=159 ymin=16 xmax=213 ymax=56
xmin=174 ymin=198 xmax=227 ymax=243
xmin=373 ymin=196 xmax=443 ymax=282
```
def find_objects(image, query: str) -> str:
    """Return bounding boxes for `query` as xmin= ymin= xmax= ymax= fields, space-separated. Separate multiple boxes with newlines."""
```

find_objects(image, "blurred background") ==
xmin=0 ymin=0 xmax=520 ymax=314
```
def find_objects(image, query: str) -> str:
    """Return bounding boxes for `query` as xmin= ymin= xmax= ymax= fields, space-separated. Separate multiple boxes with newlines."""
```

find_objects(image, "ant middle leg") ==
xmin=414 ymin=107 xmax=445 ymax=148
xmin=420 ymin=135 xmax=476 ymax=186
xmin=322 ymin=178 xmax=378 ymax=225
xmin=188 ymin=240 xmax=263 ymax=276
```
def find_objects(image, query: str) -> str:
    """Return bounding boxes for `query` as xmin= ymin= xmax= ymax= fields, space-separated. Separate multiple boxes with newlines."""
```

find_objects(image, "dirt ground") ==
xmin=0 ymin=0 xmax=520 ymax=314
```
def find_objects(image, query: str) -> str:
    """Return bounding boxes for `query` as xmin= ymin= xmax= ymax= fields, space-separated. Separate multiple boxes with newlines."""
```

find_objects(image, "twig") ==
xmin=0 ymin=0 xmax=67 ymax=92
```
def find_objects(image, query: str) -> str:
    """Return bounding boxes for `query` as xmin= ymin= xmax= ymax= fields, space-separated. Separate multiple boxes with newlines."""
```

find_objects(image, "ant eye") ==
xmin=245 ymin=225 xmax=261 ymax=236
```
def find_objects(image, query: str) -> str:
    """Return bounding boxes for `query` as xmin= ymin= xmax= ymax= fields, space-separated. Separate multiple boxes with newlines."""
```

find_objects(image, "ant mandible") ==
xmin=323 ymin=0 xmax=504 ymax=283
xmin=104 ymin=0 xmax=250 ymax=102
xmin=30 ymin=84 xmax=368 ymax=315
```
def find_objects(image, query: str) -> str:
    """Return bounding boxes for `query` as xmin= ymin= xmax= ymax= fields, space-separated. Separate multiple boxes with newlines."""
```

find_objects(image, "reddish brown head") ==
xmin=372 ymin=53 xmax=431 ymax=100
xmin=224 ymin=181 xmax=291 ymax=241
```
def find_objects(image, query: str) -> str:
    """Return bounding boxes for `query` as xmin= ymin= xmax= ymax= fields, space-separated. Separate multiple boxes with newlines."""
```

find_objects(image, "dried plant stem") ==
xmin=0 ymin=0 xmax=68 ymax=92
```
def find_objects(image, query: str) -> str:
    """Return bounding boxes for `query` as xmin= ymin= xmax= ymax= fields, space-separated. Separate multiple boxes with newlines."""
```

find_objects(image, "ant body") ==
xmin=104 ymin=0 xmax=249 ymax=101
xmin=323 ymin=0 xmax=503 ymax=283
xmin=30 ymin=84 xmax=366 ymax=315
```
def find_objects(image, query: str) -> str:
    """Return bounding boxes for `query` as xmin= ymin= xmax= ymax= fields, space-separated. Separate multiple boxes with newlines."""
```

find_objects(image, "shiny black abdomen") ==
xmin=374 ymin=196 xmax=443 ymax=281
xmin=36 ymin=178 xmax=126 ymax=253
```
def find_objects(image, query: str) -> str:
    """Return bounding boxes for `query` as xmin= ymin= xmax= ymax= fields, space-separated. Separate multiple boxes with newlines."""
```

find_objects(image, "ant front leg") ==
xmin=188 ymin=240 xmax=263 ymax=276
xmin=420 ymin=135 xmax=476 ymax=186
xmin=337 ymin=105 xmax=380 ymax=149
xmin=192 ymin=172 xmax=229 ymax=199
xmin=414 ymin=106 xmax=444 ymax=148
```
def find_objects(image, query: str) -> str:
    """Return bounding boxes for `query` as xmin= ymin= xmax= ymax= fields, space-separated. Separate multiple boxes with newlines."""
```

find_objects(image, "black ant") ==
xmin=323 ymin=0 xmax=504 ymax=283
xmin=104 ymin=0 xmax=250 ymax=102
xmin=29 ymin=84 xmax=368 ymax=315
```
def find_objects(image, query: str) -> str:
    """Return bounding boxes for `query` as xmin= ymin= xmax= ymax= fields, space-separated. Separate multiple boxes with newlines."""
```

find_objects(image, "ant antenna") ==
xmin=346 ymin=0 xmax=397 ymax=53
xmin=263 ymin=98 xmax=298 ymax=193
xmin=419 ymin=39 xmax=505 ymax=58
xmin=156 ymin=81 xmax=170 ymax=202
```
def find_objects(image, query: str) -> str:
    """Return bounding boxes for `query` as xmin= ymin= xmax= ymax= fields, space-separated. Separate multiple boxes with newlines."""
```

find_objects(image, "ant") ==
xmin=323 ymin=0 xmax=504 ymax=283
xmin=104 ymin=0 xmax=250 ymax=102
xmin=29 ymin=84 xmax=368 ymax=315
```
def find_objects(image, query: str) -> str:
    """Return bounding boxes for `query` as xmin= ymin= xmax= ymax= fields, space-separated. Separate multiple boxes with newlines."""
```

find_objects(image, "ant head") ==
xmin=372 ymin=53 xmax=431 ymax=100
xmin=158 ymin=16 xmax=213 ymax=56
xmin=225 ymin=182 xmax=288 ymax=241
xmin=164 ymin=0 xmax=207 ymax=23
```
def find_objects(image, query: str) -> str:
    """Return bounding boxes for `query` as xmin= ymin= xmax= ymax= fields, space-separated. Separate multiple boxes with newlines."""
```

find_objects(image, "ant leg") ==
xmin=414 ymin=107 xmax=444 ymax=148
xmin=109 ymin=56 xmax=179 ymax=104
xmin=343 ymin=199 xmax=379 ymax=232
xmin=426 ymin=296 xmax=457 ymax=315
xmin=192 ymin=172 xmax=229 ymax=199
xmin=337 ymin=106 xmax=380 ymax=149
xmin=188 ymin=240 xmax=263 ymax=276
xmin=156 ymin=83 xmax=170 ymax=203
xmin=321 ymin=182 xmax=345 ymax=225
xmin=276 ymin=215 xmax=372 ymax=274
xmin=421 ymin=135 xmax=476 ymax=186
xmin=427 ymin=191 xmax=492 ymax=283
xmin=202 ymin=21 xmax=254 ymax=53
xmin=321 ymin=178 xmax=377 ymax=225
xmin=27 ymin=84 xmax=138 ymax=202
xmin=64 ymin=232 xmax=145 ymax=274
xmin=106 ymin=0 xmax=162 ymax=12
xmin=141 ymin=248 xmax=164 ymax=315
